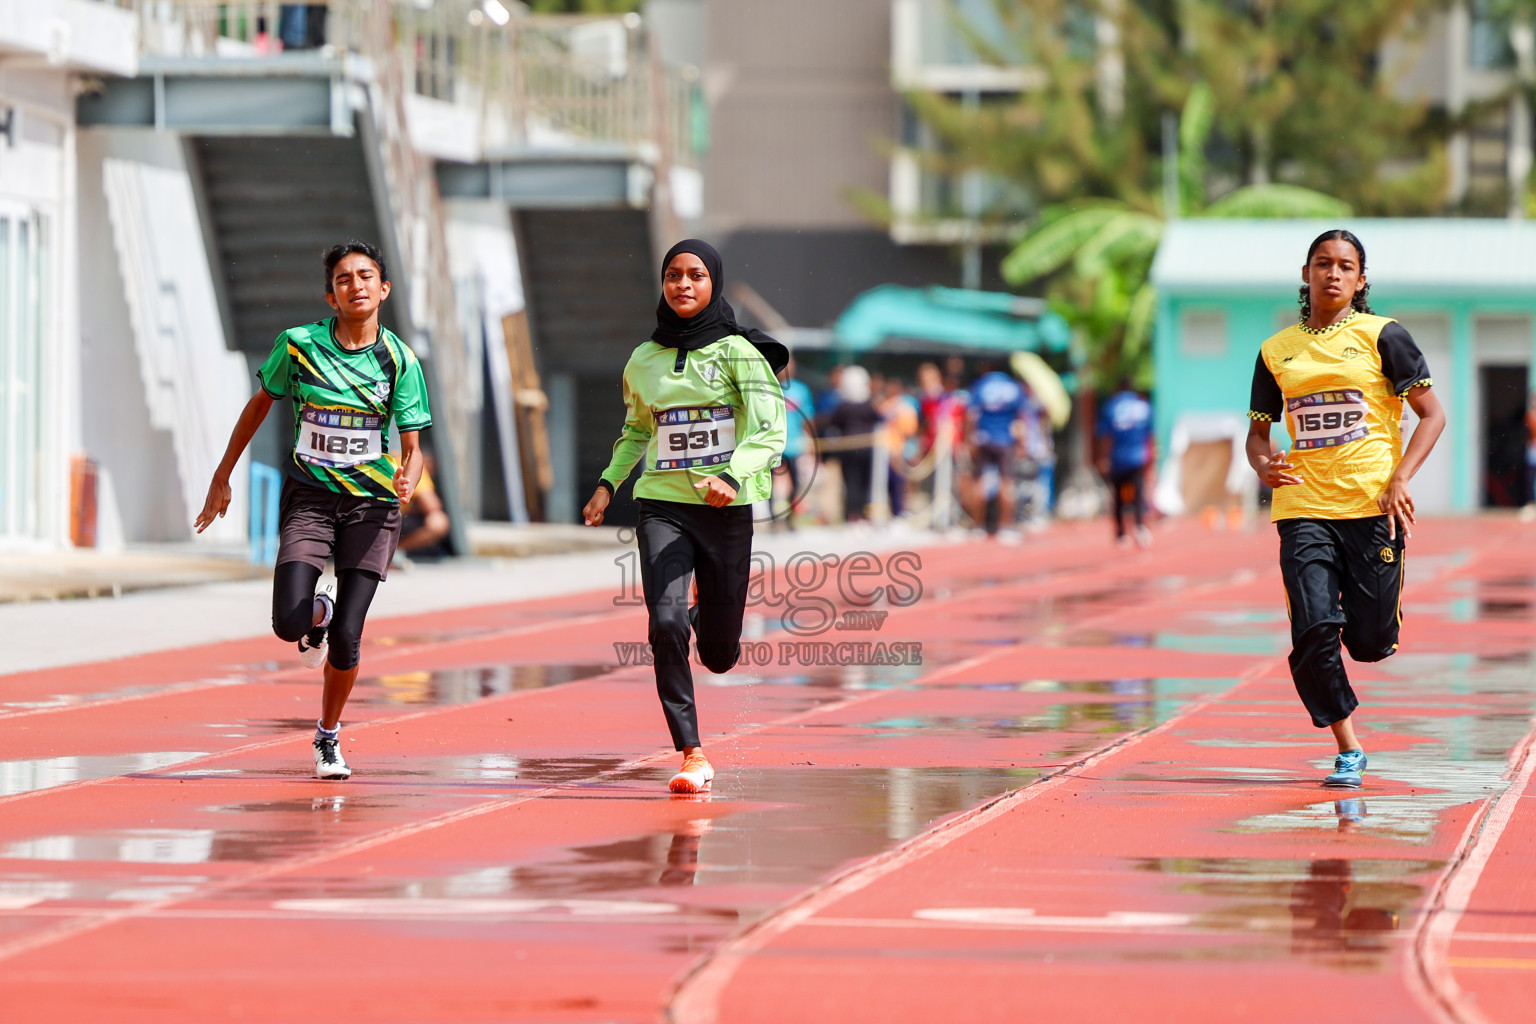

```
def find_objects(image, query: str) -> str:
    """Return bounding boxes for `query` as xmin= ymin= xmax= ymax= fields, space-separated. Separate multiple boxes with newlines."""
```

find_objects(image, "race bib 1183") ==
xmin=655 ymin=405 xmax=736 ymax=471
xmin=1287 ymin=389 xmax=1371 ymax=451
xmin=297 ymin=406 xmax=384 ymax=468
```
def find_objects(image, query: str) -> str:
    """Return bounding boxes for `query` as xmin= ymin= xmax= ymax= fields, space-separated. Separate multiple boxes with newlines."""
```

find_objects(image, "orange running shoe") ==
xmin=669 ymin=752 xmax=715 ymax=793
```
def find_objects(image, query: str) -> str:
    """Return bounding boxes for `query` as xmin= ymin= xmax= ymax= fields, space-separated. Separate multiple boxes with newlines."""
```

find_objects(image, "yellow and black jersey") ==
xmin=1248 ymin=311 xmax=1432 ymax=522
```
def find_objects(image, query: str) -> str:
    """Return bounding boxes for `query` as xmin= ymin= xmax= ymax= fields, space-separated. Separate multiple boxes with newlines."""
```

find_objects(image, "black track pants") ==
xmin=1278 ymin=516 xmax=1405 ymax=728
xmin=636 ymin=499 xmax=754 ymax=750
xmin=272 ymin=562 xmax=382 ymax=671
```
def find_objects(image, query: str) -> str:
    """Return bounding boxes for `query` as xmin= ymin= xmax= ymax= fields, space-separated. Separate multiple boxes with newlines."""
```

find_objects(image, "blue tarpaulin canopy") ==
xmin=832 ymin=285 xmax=1073 ymax=356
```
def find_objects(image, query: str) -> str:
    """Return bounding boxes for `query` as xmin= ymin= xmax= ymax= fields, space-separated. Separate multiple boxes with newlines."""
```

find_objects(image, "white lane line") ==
xmin=1443 ymin=932 xmax=1536 ymax=945
xmin=1411 ymin=715 xmax=1536 ymax=1024
xmin=912 ymin=908 xmax=1192 ymax=929
xmin=273 ymin=897 xmax=679 ymax=918
xmin=666 ymin=653 xmax=1280 ymax=1024
xmin=0 ymin=897 xmax=44 ymax=910
xmin=0 ymin=609 xmax=635 ymax=810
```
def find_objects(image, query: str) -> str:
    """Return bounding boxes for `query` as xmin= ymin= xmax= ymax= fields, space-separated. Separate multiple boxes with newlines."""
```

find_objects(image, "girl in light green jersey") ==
xmin=583 ymin=239 xmax=787 ymax=794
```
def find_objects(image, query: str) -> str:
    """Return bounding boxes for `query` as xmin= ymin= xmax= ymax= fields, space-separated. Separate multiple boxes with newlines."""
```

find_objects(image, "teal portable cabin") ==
xmin=1149 ymin=219 xmax=1536 ymax=513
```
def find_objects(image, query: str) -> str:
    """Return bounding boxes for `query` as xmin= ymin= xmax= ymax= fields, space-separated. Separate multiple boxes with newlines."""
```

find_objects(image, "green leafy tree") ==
xmin=908 ymin=0 xmax=1455 ymax=384
xmin=1000 ymin=84 xmax=1349 ymax=388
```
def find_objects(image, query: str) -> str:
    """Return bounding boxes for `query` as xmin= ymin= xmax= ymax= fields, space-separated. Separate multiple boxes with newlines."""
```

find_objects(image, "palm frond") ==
xmin=1178 ymin=82 xmax=1215 ymax=155
xmin=1073 ymin=212 xmax=1164 ymax=279
xmin=1203 ymin=184 xmax=1351 ymax=218
xmin=1123 ymin=281 xmax=1158 ymax=357
xmin=1001 ymin=204 xmax=1127 ymax=284
xmin=1178 ymin=82 xmax=1214 ymax=210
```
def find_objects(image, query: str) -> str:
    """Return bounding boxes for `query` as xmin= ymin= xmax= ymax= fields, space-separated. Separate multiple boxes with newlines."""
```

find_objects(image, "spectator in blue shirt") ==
xmin=1096 ymin=378 xmax=1154 ymax=546
xmin=966 ymin=363 xmax=1028 ymax=534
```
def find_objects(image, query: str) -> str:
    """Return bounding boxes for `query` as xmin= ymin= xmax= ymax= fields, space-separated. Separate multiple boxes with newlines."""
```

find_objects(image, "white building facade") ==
xmin=0 ymin=1 xmax=136 ymax=549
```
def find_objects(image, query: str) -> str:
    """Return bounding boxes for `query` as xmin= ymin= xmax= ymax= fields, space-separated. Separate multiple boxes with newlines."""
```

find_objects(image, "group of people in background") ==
xmin=774 ymin=355 xmax=1057 ymax=533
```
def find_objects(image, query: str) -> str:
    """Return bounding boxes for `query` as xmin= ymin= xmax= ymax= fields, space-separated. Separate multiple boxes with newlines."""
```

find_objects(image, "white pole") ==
xmin=933 ymin=428 xmax=954 ymax=530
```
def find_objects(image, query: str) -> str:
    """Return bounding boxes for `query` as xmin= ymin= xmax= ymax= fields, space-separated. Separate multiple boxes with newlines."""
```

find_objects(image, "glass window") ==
xmin=1180 ymin=310 xmax=1228 ymax=358
xmin=0 ymin=211 xmax=47 ymax=539
xmin=1470 ymin=1 xmax=1515 ymax=70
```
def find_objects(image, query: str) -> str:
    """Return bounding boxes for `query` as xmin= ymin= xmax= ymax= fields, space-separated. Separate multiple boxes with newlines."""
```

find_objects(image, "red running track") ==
xmin=1 ymin=518 xmax=1534 ymax=1022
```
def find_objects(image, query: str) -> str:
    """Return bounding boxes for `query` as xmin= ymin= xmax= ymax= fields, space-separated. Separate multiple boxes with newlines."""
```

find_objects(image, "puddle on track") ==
xmin=206 ymin=766 xmax=1036 ymax=925
xmin=357 ymin=663 xmax=616 ymax=707
xmin=0 ymin=752 xmax=210 ymax=797
xmin=0 ymin=677 xmax=248 ymax=715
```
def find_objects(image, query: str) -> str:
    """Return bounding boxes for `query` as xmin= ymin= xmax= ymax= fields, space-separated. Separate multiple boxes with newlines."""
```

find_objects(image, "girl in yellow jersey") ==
xmin=1246 ymin=229 xmax=1446 ymax=788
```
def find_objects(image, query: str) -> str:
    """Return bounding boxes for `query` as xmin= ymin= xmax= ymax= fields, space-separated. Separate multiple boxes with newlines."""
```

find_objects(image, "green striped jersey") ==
xmin=258 ymin=318 xmax=432 ymax=503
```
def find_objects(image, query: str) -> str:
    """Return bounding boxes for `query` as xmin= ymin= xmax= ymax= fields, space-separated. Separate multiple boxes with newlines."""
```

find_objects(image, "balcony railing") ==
xmin=891 ymin=0 xmax=1043 ymax=93
xmin=119 ymin=0 xmax=702 ymax=168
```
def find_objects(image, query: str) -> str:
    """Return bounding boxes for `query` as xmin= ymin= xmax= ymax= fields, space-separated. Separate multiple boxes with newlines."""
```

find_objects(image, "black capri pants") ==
xmin=637 ymin=498 xmax=754 ymax=750
xmin=1278 ymin=516 xmax=1405 ymax=728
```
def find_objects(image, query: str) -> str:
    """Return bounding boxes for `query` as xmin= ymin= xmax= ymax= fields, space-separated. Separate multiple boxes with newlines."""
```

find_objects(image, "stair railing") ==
xmin=354 ymin=0 xmax=476 ymax=554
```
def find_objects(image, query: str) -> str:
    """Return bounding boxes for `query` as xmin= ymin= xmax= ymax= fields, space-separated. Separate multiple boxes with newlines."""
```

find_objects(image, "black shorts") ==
xmin=276 ymin=478 xmax=402 ymax=580
xmin=974 ymin=442 xmax=1016 ymax=478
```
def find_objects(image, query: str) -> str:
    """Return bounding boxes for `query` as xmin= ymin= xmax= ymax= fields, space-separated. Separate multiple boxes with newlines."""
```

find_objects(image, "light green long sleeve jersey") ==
xmin=598 ymin=335 xmax=787 ymax=505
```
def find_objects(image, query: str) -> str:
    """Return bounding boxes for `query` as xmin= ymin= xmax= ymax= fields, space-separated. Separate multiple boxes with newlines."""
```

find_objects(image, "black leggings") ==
xmin=840 ymin=452 xmax=872 ymax=522
xmin=272 ymin=562 xmax=381 ymax=671
xmin=637 ymin=499 xmax=754 ymax=750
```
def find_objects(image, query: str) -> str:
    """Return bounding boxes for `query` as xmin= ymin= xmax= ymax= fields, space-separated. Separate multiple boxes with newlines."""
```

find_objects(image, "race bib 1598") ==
xmin=655 ymin=406 xmax=736 ymax=471
xmin=1287 ymin=389 xmax=1370 ymax=451
xmin=297 ymin=406 xmax=384 ymax=468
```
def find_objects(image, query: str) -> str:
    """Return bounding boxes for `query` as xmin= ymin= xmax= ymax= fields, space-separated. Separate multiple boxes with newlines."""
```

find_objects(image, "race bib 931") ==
xmin=655 ymin=405 xmax=736 ymax=471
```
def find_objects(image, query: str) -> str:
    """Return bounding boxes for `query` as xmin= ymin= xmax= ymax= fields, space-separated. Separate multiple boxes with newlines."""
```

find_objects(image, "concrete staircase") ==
xmin=190 ymin=136 xmax=397 ymax=357
xmin=516 ymin=208 xmax=657 ymax=525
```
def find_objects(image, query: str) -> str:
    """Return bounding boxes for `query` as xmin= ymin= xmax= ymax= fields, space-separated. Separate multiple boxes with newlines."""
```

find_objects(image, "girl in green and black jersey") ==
xmin=582 ymin=239 xmax=788 ymax=794
xmin=196 ymin=241 xmax=432 ymax=780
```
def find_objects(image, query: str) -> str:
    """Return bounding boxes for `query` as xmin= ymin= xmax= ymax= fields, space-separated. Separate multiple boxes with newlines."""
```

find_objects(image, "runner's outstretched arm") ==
xmin=1245 ymin=420 xmax=1304 ymax=489
xmin=1378 ymin=384 xmax=1445 ymax=540
xmin=393 ymin=430 xmax=424 ymax=504
xmin=694 ymin=347 xmax=788 ymax=507
xmin=195 ymin=390 xmax=275 ymax=533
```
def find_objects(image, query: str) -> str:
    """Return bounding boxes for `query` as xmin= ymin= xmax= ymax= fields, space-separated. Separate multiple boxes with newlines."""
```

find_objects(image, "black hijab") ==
xmin=651 ymin=239 xmax=789 ymax=373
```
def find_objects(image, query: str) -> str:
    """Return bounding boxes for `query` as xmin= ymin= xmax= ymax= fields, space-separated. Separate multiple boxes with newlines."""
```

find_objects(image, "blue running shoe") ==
xmin=1324 ymin=749 xmax=1367 ymax=788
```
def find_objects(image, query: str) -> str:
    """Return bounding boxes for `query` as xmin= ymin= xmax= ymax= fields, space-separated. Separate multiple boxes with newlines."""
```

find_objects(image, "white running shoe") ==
xmin=298 ymin=632 xmax=328 ymax=669
xmin=314 ymin=735 xmax=351 ymax=780
xmin=298 ymin=590 xmax=334 ymax=668
xmin=668 ymin=752 xmax=714 ymax=794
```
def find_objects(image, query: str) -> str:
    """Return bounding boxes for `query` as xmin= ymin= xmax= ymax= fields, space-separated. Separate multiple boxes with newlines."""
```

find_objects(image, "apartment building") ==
xmin=1388 ymin=2 xmax=1536 ymax=217
xmin=698 ymin=0 xmax=1021 ymax=331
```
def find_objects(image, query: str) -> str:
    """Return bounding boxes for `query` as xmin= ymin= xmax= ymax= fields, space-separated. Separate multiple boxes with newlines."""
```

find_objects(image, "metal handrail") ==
xmin=354 ymin=0 xmax=475 ymax=555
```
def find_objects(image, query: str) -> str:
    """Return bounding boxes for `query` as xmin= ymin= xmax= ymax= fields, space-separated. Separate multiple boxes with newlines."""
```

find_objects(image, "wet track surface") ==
xmin=1 ymin=518 xmax=1534 ymax=1022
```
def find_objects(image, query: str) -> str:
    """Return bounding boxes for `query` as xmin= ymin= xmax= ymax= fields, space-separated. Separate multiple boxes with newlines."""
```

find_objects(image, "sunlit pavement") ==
xmin=0 ymin=516 xmax=1533 ymax=1022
